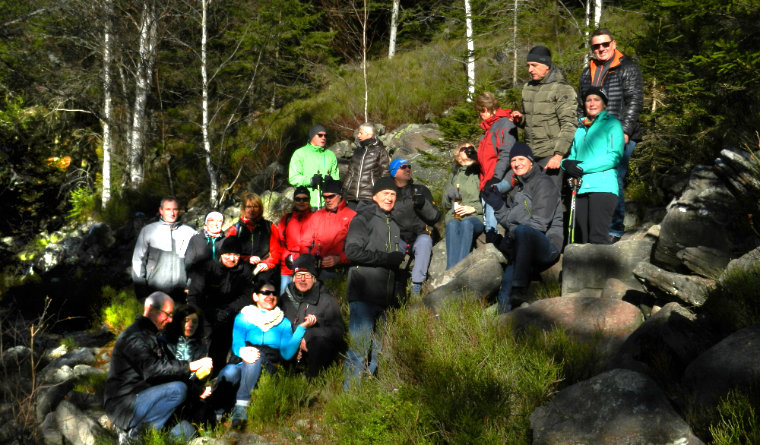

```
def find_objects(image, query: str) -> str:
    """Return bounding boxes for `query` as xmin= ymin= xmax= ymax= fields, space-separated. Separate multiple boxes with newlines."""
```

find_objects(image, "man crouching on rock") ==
xmin=104 ymin=291 xmax=213 ymax=441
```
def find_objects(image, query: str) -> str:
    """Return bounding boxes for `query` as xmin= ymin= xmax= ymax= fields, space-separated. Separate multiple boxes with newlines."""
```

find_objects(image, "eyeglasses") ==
xmin=244 ymin=205 xmax=260 ymax=209
xmin=294 ymin=272 xmax=313 ymax=280
xmin=155 ymin=308 xmax=173 ymax=318
xmin=459 ymin=146 xmax=475 ymax=152
xmin=316 ymin=133 xmax=327 ymax=138
xmin=294 ymin=197 xmax=309 ymax=203
xmin=399 ymin=165 xmax=411 ymax=170
xmin=322 ymin=194 xmax=338 ymax=200
xmin=591 ymin=41 xmax=612 ymax=51
xmin=258 ymin=289 xmax=276 ymax=296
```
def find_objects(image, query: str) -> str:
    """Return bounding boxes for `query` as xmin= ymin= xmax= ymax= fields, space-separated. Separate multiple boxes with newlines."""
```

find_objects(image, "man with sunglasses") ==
xmin=389 ymin=158 xmax=441 ymax=296
xmin=578 ymin=29 xmax=643 ymax=243
xmin=277 ymin=187 xmax=314 ymax=292
xmin=309 ymin=176 xmax=357 ymax=279
xmin=288 ymin=124 xmax=339 ymax=209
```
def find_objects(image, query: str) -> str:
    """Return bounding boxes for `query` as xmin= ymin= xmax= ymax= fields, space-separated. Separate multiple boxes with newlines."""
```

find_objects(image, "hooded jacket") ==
xmin=131 ymin=219 xmax=196 ymax=294
xmin=343 ymin=137 xmax=390 ymax=202
xmin=390 ymin=181 xmax=441 ymax=244
xmin=566 ymin=110 xmax=624 ymax=196
xmin=477 ymin=109 xmax=517 ymax=189
xmin=184 ymin=229 xmax=225 ymax=288
xmin=277 ymin=209 xmax=314 ymax=276
xmin=494 ymin=164 xmax=564 ymax=251
xmin=345 ymin=200 xmax=402 ymax=308
xmin=288 ymin=143 xmax=340 ymax=208
xmin=309 ymin=199 xmax=357 ymax=265
xmin=579 ymin=50 xmax=643 ymax=141
xmin=519 ymin=67 xmax=578 ymax=159
xmin=104 ymin=316 xmax=190 ymax=431
xmin=186 ymin=259 xmax=255 ymax=323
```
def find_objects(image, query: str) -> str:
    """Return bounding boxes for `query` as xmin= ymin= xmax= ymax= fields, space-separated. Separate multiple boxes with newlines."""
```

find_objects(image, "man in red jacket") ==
xmin=309 ymin=177 xmax=357 ymax=279
xmin=277 ymin=186 xmax=315 ymax=293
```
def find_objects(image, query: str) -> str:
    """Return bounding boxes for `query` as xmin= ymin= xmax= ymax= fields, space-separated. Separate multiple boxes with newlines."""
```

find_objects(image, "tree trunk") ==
xmin=201 ymin=0 xmax=218 ymax=205
xmin=101 ymin=0 xmax=113 ymax=208
xmin=464 ymin=0 xmax=475 ymax=101
xmin=512 ymin=0 xmax=519 ymax=87
xmin=594 ymin=0 xmax=602 ymax=28
xmin=361 ymin=0 xmax=369 ymax=120
xmin=127 ymin=1 xmax=159 ymax=189
xmin=388 ymin=0 xmax=400 ymax=59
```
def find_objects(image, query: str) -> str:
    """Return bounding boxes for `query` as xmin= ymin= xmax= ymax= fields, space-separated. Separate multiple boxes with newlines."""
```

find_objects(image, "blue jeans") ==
xmin=400 ymin=234 xmax=433 ymax=284
xmin=129 ymin=381 xmax=188 ymax=433
xmin=344 ymin=301 xmax=386 ymax=390
xmin=498 ymin=225 xmax=559 ymax=313
xmin=217 ymin=361 xmax=263 ymax=402
xmin=483 ymin=201 xmax=499 ymax=240
xmin=610 ymin=140 xmax=636 ymax=238
xmin=280 ymin=274 xmax=292 ymax=295
xmin=445 ymin=217 xmax=485 ymax=269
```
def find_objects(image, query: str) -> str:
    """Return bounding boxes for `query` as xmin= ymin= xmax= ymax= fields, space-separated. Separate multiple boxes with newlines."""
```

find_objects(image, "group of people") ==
xmin=106 ymin=28 xmax=642 ymax=439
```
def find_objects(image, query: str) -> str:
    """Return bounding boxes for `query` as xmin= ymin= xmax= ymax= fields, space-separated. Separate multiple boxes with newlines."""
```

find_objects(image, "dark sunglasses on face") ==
xmin=322 ymin=194 xmax=337 ymax=199
xmin=399 ymin=165 xmax=411 ymax=170
xmin=294 ymin=197 xmax=309 ymax=202
xmin=316 ymin=133 xmax=327 ymax=137
xmin=591 ymin=41 xmax=612 ymax=51
xmin=259 ymin=289 xmax=276 ymax=296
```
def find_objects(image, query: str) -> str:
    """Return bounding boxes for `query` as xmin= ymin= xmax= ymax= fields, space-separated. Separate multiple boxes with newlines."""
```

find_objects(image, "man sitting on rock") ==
xmin=104 ymin=291 xmax=213 ymax=440
xmin=482 ymin=142 xmax=563 ymax=313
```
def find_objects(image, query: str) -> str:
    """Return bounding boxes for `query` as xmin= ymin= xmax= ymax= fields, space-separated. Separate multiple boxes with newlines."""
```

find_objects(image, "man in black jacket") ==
xmin=104 ymin=291 xmax=212 ymax=439
xmin=578 ymin=28 xmax=643 ymax=242
xmin=343 ymin=177 xmax=405 ymax=390
xmin=279 ymin=254 xmax=345 ymax=377
xmin=389 ymin=158 xmax=441 ymax=296
xmin=343 ymin=122 xmax=390 ymax=209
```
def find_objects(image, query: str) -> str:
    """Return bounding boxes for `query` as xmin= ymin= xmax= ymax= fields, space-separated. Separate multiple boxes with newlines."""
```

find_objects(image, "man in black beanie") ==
xmin=511 ymin=45 xmax=577 ymax=190
xmin=288 ymin=124 xmax=340 ymax=209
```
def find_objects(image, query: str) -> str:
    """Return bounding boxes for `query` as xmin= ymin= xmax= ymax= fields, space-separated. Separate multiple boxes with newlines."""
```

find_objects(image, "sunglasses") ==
xmin=591 ymin=41 xmax=612 ymax=51
xmin=322 ymin=194 xmax=338 ymax=199
xmin=258 ymin=289 xmax=276 ymax=296
xmin=399 ymin=165 xmax=412 ymax=170
xmin=316 ymin=133 xmax=327 ymax=137
xmin=294 ymin=197 xmax=309 ymax=203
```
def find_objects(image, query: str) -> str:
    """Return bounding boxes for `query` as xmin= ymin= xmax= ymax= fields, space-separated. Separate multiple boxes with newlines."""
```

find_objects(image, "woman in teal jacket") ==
xmin=562 ymin=87 xmax=624 ymax=244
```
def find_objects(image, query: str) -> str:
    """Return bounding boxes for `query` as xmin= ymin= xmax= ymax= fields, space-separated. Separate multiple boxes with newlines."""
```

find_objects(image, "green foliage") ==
xmin=246 ymin=368 xmax=322 ymax=430
xmin=435 ymin=102 xmax=482 ymax=143
xmin=709 ymin=389 xmax=760 ymax=445
xmin=701 ymin=266 xmax=760 ymax=335
xmin=67 ymin=186 xmax=98 ymax=223
xmin=99 ymin=286 xmax=141 ymax=334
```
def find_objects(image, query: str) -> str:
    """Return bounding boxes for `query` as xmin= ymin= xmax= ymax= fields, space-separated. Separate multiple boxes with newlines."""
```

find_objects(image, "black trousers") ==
xmin=574 ymin=192 xmax=617 ymax=244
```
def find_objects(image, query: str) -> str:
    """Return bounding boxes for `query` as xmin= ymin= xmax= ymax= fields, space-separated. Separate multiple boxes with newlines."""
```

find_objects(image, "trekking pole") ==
xmin=567 ymin=177 xmax=581 ymax=244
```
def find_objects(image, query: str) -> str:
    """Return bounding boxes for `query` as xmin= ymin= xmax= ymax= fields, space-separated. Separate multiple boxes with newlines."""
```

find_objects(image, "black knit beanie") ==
xmin=308 ymin=124 xmax=326 ymax=142
xmin=526 ymin=46 xmax=552 ymax=67
xmin=509 ymin=142 xmax=535 ymax=163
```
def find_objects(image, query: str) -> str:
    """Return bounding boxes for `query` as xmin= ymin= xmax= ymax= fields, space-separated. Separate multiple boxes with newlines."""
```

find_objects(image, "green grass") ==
xmin=709 ymin=389 xmax=760 ymax=445
xmin=702 ymin=266 xmax=760 ymax=335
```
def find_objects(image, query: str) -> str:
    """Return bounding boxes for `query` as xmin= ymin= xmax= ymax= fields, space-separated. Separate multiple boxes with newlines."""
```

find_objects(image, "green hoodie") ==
xmin=288 ymin=143 xmax=339 ymax=208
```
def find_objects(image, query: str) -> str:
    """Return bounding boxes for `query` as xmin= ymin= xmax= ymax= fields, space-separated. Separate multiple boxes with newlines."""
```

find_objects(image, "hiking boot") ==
xmin=231 ymin=405 xmax=247 ymax=430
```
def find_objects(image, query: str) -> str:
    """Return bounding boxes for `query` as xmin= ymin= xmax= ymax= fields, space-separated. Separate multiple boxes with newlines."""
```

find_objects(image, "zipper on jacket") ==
xmin=355 ymin=148 xmax=368 ymax=199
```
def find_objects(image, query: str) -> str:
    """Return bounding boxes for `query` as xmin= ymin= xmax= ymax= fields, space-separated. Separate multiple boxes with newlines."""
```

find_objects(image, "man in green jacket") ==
xmin=289 ymin=124 xmax=340 ymax=209
xmin=512 ymin=46 xmax=578 ymax=189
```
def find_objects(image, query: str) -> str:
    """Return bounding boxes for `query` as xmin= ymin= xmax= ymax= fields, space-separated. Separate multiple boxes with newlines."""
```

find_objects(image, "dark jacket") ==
xmin=184 ymin=230 xmax=225 ymax=289
xmin=225 ymin=218 xmax=281 ymax=271
xmin=345 ymin=201 xmax=402 ymax=308
xmin=578 ymin=50 xmax=644 ymax=141
xmin=343 ymin=137 xmax=390 ymax=202
xmin=390 ymin=181 xmax=441 ymax=244
xmin=494 ymin=165 xmax=564 ymax=251
xmin=104 ymin=316 xmax=190 ymax=431
xmin=280 ymin=281 xmax=345 ymax=350
xmin=186 ymin=260 xmax=255 ymax=324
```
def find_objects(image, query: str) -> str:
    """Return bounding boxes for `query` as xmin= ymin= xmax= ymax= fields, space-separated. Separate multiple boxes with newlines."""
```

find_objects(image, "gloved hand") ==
xmin=498 ymin=234 xmax=515 ymax=258
xmin=481 ymin=189 xmax=505 ymax=211
xmin=484 ymin=177 xmax=500 ymax=191
xmin=310 ymin=173 xmax=323 ymax=189
xmin=285 ymin=254 xmax=295 ymax=270
xmin=413 ymin=193 xmax=426 ymax=209
xmin=562 ymin=160 xmax=584 ymax=178
xmin=215 ymin=308 xmax=231 ymax=323
xmin=386 ymin=251 xmax=405 ymax=268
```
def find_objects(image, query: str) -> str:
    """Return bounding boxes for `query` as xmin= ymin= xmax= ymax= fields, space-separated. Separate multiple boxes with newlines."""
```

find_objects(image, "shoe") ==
xmin=610 ymin=235 xmax=621 ymax=244
xmin=410 ymin=283 xmax=422 ymax=296
xmin=231 ymin=404 xmax=247 ymax=430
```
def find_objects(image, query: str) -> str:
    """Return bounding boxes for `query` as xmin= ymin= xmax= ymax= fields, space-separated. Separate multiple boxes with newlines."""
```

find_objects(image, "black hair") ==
xmin=164 ymin=303 xmax=205 ymax=341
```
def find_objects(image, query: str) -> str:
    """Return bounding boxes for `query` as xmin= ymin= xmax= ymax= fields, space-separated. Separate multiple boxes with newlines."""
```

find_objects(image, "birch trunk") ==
xmin=361 ymin=0 xmax=368 ymax=120
xmin=101 ymin=0 xmax=113 ymax=208
xmin=201 ymin=0 xmax=218 ymax=205
xmin=464 ymin=0 xmax=475 ymax=101
xmin=512 ymin=0 xmax=519 ymax=87
xmin=128 ymin=1 xmax=159 ymax=188
xmin=594 ymin=0 xmax=602 ymax=28
xmin=388 ymin=0 xmax=400 ymax=59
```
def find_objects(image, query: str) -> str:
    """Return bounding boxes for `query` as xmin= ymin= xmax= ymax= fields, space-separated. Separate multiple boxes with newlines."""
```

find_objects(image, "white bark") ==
xmin=388 ymin=0 xmax=400 ymax=59
xmin=128 ymin=1 xmax=159 ymax=188
xmin=361 ymin=0 xmax=368 ymax=120
xmin=101 ymin=0 xmax=113 ymax=208
xmin=464 ymin=0 xmax=475 ymax=101
xmin=512 ymin=0 xmax=519 ymax=87
xmin=594 ymin=0 xmax=602 ymax=28
xmin=201 ymin=0 xmax=218 ymax=205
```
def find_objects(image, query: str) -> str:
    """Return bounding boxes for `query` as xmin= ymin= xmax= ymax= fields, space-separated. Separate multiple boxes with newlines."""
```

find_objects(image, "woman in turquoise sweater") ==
xmin=214 ymin=282 xmax=316 ymax=428
xmin=562 ymin=87 xmax=624 ymax=244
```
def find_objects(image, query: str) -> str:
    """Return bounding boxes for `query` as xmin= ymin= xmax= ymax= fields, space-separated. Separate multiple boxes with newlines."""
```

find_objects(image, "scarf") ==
xmin=240 ymin=305 xmax=284 ymax=332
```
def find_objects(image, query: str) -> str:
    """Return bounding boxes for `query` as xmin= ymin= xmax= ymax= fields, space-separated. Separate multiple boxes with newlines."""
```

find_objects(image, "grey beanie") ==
xmin=526 ymin=46 xmax=552 ymax=67
xmin=308 ymin=124 xmax=327 ymax=142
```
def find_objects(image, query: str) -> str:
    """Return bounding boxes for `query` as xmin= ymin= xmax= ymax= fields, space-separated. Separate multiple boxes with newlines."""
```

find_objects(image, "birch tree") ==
xmin=464 ymin=0 xmax=475 ymax=101
xmin=388 ymin=0 xmax=400 ymax=59
xmin=101 ymin=0 xmax=113 ymax=208
xmin=593 ymin=0 xmax=602 ymax=28
xmin=200 ymin=0 xmax=218 ymax=205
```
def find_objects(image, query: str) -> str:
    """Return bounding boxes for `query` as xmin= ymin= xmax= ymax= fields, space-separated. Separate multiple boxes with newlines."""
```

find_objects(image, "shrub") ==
xmin=701 ymin=266 xmax=760 ymax=335
xmin=100 ymin=286 xmax=141 ymax=334
xmin=709 ymin=389 xmax=760 ymax=445
xmin=67 ymin=185 xmax=98 ymax=223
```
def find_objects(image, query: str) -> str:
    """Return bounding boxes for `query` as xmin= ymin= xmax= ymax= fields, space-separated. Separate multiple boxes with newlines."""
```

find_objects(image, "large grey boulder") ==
xmin=610 ymin=302 xmax=718 ymax=380
xmin=683 ymin=325 xmax=760 ymax=407
xmin=383 ymin=123 xmax=448 ymax=186
xmin=503 ymin=296 xmax=644 ymax=359
xmin=653 ymin=166 xmax=756 ymax=271
xmin=720 ymin=244 xmax=760 ymax=279
xmin=633 ymin=261 xmax=715 ymax=307
xmin=677 ymin=246 xmax=731 ymax=279
xmin=423 ymin=244 xmax=506 ymax=313
xmin=561 ymin=239 xmax=654 ymax=296
xmin=55 ymin=400 xmax=108 ymax=445
xmin=530 ymin=368 xmax=704 ymax=445
xmin=426 ymin=240 xmax=448 ymax=285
